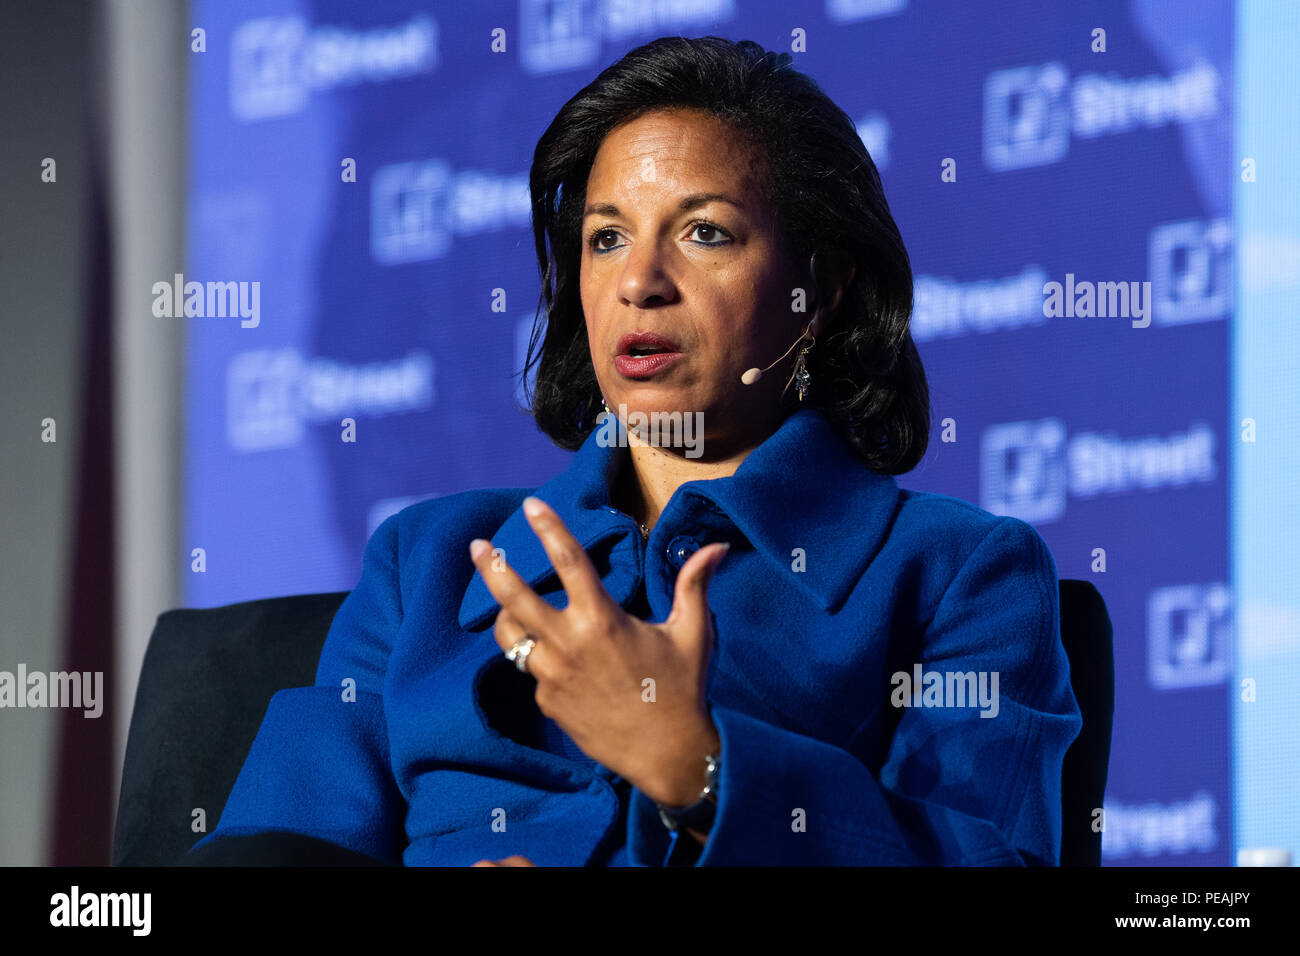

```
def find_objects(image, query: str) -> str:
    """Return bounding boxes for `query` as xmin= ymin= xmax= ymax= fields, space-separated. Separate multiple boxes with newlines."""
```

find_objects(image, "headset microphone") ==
xmin=741 ymin=319 xmax=816 ymax=386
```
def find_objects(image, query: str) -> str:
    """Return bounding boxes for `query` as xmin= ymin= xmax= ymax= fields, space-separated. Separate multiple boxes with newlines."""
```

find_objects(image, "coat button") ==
xmin=666 ymin=536 xmax=699 ymax=570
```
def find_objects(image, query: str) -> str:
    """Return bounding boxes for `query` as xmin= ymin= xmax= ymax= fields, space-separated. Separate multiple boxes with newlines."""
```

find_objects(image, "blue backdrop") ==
xmin=184 ymin=0 xmax=1244 ymax=865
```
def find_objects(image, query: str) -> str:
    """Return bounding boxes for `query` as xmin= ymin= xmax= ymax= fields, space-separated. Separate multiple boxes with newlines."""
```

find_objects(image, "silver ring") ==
xmin=505 ymin=637 xmax=537 ymax=673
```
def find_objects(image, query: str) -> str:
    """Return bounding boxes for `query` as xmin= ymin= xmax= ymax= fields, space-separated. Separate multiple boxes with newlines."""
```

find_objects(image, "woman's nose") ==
xmin=617 ymin=241 xmax=678 ymax=306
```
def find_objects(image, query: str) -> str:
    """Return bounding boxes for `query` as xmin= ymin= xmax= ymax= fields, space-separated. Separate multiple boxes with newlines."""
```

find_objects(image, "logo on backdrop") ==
xmin=1148 ymin=582 xmax=1232 ymax=689
xmin=518 ymin=0 xmax=737 ymax=74
xmin=226 ymin=348 xmax=435 ymax=452
xmin=913 ymin=216 xmax=1231 ymax=341
xmin=980 ymin=418 xmax=1216 ymax=524
xmin=826 ymin=0 xmax=909 ymax=22
xmin=983 ymin=61 xmax=1220 ymax=172
xmin=1101 ymin=791 xmax=1218 ymax=860
xmin=230 ymin=14 xmax=439 ymax=121
xmin=1149 ymin=219 xmax=1233 ymax=324
xmin=370 ymin=160 xmax=531 ymax=265
xmin=912 ymin=266 xmax=1048 ymax=341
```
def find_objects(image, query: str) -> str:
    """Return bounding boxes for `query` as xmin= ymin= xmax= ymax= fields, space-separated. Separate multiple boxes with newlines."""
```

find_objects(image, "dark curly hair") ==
xmin=521 ymin=35 xmax=929 ymax=475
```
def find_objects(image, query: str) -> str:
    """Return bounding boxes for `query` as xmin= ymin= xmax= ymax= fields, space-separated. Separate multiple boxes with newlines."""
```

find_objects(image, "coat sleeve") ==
xmin=627 ymin=516 xmax=1083 ymax=866
xmin=186 ymin=513 xmax=407 ymax=865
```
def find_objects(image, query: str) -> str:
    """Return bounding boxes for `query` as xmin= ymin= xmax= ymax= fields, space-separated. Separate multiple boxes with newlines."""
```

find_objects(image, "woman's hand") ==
xmin=469 ymin=495 xmax=728 ymax=809
xmin=471 ymin=856 xmax=537 ymax=867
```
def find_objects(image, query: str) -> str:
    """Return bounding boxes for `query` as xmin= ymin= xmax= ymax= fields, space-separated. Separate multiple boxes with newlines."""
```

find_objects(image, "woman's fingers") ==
xmin=469 ymin=536 xmax=563 ymax=641
xmin=492 ymin=605 xmax=542 ymax=671
xmin=521 ymin=496 xmax=619 ymax=620
xmin=471 ymin=856 xmax=537 ymax=866
xmin=665 ymin=541 xmax=730 ymax=632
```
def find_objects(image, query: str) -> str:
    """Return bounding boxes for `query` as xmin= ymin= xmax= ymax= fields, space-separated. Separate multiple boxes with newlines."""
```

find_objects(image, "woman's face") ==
xmin=580 ymin=108 xmax=810 ymax=457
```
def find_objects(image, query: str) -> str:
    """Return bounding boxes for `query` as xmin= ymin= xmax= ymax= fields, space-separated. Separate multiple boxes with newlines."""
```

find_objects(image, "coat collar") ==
xmin=456 ymin=407 xmax=900 ymax=630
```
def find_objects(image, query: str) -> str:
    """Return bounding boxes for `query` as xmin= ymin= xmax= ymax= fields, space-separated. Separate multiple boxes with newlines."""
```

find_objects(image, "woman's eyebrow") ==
xmin=582 ymin=192 xmax=746 ymax=220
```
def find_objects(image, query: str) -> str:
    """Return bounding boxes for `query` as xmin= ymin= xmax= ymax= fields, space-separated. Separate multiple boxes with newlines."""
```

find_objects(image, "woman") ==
xmin=187 ymin=36 xmax=1081 ymax=867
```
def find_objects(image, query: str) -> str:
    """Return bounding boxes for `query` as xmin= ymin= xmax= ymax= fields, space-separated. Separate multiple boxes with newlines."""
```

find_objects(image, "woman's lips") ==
xmin=614 ymin=331 xmax=683 ymax=379
xmin=616 ymin=331 xmax=680 ymax=354
xmin=614 ymin=351 xmax=683 ymax=379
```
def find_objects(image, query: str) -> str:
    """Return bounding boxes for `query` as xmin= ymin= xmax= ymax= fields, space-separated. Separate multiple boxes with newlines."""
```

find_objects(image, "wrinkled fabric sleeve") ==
xmin=628 ymin=516 xmax=1083 ymax=866
xmin=187 ymin=513 xmax=407 ymax=865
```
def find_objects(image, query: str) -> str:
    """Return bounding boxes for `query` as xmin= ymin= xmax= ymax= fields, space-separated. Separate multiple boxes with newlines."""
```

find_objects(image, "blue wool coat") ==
xmin=190 ymin=407 xmax=1082 ymax=866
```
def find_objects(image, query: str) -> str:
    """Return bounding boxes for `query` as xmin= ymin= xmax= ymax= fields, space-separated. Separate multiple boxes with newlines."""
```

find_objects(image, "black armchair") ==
xmin=112 ymin=580 xmax=1113 ymax=866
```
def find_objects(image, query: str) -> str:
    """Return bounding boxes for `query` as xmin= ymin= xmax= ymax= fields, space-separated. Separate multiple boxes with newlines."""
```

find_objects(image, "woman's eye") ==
xmin=589 ymin=222 xmax=731 ymax=253
xmin=590 ymin=228 xmax=620 ymax=252
xmin=689 ymin=222 xmax=730 ymax=245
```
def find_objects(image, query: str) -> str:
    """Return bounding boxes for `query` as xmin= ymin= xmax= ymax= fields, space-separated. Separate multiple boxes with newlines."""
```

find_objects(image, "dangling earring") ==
xmin=792 ymin=333 xmax=814 ymax=401
xmin=789 ymin=252 xmax=823 ymax=403
xmin=784 ymin=313 xmax=818 ymax=402
xmin=601 ymin=396 xmax=612 ymax=414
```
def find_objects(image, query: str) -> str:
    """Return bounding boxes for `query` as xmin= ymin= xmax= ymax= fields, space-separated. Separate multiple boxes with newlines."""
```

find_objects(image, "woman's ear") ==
xmin=825 ymin=260 xmax=857 ymax=315
xmin=810 ymin=252 xmax=857 ymax=325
